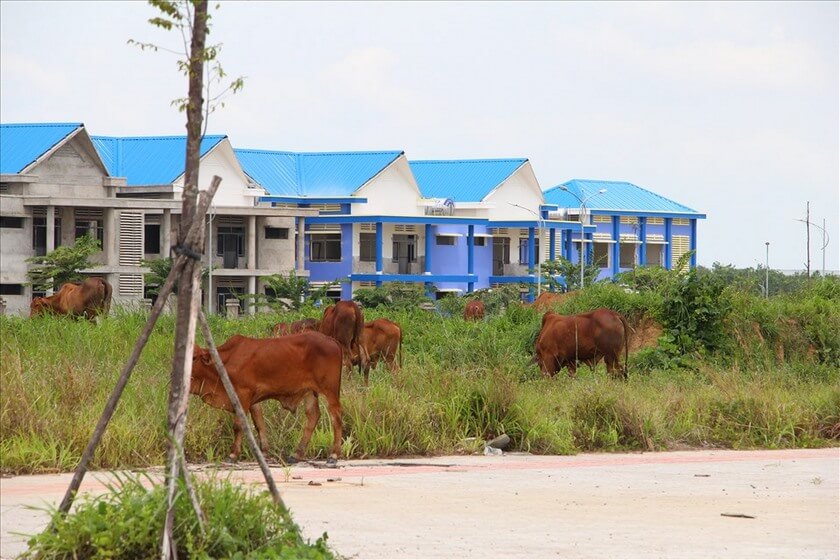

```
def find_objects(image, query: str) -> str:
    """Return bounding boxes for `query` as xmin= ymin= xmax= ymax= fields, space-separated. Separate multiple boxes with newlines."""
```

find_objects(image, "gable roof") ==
xmin=543 ymin=179 xmax=703 ymax=216
xmin=408 ymin=159 xmax=527 ymax=203
xmin=0 ymin=123 xmax=84 ymax=174
xmin=234 ymin=149 xmax=403 ymax=197
xmin=91 ymin=135 xmax=226 ymax=186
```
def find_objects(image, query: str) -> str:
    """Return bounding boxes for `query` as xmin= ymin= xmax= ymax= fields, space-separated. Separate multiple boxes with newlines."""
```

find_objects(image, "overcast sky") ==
xmin=2 ymin=1 xmax=838 ymax=271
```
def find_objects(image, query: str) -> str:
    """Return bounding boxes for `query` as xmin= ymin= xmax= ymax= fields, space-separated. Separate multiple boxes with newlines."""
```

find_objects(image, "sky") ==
xmin=1 ymin=1 xmax=838 ymax=271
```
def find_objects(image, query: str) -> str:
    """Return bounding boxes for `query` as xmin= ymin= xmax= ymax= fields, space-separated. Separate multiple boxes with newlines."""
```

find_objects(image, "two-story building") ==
xmin=0 ymin=123 xmax=312 ymax=316
xmin=542 ymin=179 xmax=705 ymax=280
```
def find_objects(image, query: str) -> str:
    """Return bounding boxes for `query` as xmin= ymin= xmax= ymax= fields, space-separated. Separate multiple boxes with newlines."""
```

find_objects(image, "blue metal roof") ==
xmin=409 ymin=159 xmax=527 ymax=203
xmin=543 ymin=179 xmax=703 ymax=217
xmin=0 ymin=123 xmax=83 ymax=174
xmin=91 ymin=135 xmax=226 ymax=185
xmin=235 ymin=149 xmax=403 ymax=197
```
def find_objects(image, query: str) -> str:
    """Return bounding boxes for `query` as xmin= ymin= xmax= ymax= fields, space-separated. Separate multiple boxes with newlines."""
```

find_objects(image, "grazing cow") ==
xmin=190 ymin=331 xmax=343 ymax=465
xmin=534 ymin=308 xmax=629 ymax=379
xmin=271 ymin=318 xmax=319 ymax=337
xmin=319 ymin=300 xmax=367 ymax=376
xmin=30 ymin=277 xmax=112 ymax=321
xmin=352 ymin=318 xmax=403 ymax=385
xmin=464 ymin=300 xmax=485 ymax=321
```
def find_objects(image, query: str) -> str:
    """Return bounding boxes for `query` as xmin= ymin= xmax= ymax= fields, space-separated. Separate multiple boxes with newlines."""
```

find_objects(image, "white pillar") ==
xmin=46 ymin=206 xmax=55 ymax=253
xmin=162 ymin=210 xmax=172 ymax=258
xmin=248 ymin=276 xmax=256 ymax=316
xmin=296 ymin=217 xmax=305 ymax=273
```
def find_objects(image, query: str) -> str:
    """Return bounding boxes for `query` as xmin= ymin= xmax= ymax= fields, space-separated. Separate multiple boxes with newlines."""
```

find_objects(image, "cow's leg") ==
xmin=293 ymin=391 xmax=321 ymax=462
xmin=324 ymin=391 xmax=343 ymax=467
xmin=249 ymin=403 xmax=269 ymax=454
xmin=229 ymin=393 xmax=252 ymax=461
xmin=230 ymin=414 xmax=244 ymax=461
xmin=566 ymin=360 xmax=577 ymax=379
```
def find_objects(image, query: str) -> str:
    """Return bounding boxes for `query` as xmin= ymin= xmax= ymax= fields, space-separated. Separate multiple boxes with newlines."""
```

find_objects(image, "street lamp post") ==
xmin=765 ymin=242 xmax=770 ymax=298
xmin=508 ymin=203 xmax=544 ymax=297
xmin=559 ymin=186 xmax=607 ymax=289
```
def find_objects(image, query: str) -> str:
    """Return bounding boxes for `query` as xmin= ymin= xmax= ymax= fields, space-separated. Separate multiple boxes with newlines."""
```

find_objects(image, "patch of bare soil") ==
xmin=532 ymin=291 xmax=577 ymax=310
xmin=627 ymin=317 xmax=663 ymax=353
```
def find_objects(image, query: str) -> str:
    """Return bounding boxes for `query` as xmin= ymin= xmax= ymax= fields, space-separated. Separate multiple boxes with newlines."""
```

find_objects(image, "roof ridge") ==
xmin=410 ymin=158 xmax=527 ymax=164
xmin=233 ymin=148 xmax=402 ymax=156
xmin=1 ymin=122 xmax=83 ymax=128
xmin=91 ymin=134 xmax=226 ymax=141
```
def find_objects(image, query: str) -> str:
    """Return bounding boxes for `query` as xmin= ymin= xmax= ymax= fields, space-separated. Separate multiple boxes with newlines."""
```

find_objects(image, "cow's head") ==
xmin=190 ymin=345 xmax=216 ymax=396
xmin=29 ymin=297 xmax=49 ymax=317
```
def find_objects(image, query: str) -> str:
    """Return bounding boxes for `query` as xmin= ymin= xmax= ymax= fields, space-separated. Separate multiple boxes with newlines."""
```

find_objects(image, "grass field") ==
xmin=2 ymin=280 xmax=838 ymax=475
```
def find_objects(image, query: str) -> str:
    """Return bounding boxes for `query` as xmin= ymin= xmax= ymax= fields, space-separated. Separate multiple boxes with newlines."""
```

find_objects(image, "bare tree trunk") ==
xmin=162 ymin=4 xmax=210 ymax=557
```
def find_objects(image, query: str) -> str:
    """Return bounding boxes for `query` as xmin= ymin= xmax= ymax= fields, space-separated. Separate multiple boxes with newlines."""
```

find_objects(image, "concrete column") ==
xmin=162 ymin=210 xmax=172 ymax=258
xmin=103 ymin=208 xmax=116 ymax=264
xmin=527 ymin=227 xmax=535 ymax=302
xmin=639 ymin=217 xmax=647 ymax=267
xmin=563 ymin=230 xmax=572 ymax=261
xmin=664 ymin=218 xmax=673 ymax=270
xmin=467 ymin=224 xmax=475 ymax=293
xmin=549 ymin=228 xmax=556 ymax=261
xmin=247 ymin=276 xmax=256 ymax=316
xmin=611 ymin=216 xmax=620 ymax=277
xmin=424 ymin=223 xmax=433 ymax=274
xmin=45 ymin=206 xmax=55 ymax=253
xmin=296 ymin=217 xmax=305 ymax=273
xmin=690 ymin=219 xmax=697 ymax=268
xmin=248 ymin=215 xmax=256 ymax=270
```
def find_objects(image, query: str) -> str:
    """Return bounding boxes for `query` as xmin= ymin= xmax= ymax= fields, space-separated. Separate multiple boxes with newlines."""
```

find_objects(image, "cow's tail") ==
xmin=354 ymin=305 xmax=366 ymax=376
xmin=619 ymin=313 xmax=630 ymax=380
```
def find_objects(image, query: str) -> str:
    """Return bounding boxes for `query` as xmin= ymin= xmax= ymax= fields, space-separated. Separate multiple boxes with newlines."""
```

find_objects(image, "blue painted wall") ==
xmin=429 ymin=224 xmax=491 ymax=292
xmin=305 ymin=222 xmax=353 ymax=299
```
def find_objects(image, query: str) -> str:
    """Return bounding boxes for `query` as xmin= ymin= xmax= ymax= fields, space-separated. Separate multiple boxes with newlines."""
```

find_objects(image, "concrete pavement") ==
xmin=2 ymin=448 xmax=838 ymax=559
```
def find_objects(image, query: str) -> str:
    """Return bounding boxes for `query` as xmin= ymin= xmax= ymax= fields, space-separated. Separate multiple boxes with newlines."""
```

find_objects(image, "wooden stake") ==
xmin=197 ymin=309 xmax=287 ymax=510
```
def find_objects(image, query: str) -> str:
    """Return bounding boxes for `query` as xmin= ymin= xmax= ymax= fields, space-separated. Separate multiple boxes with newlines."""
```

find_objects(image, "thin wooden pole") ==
xmin=57 ymin=179 xmax=221 ymax=517
xmin=197 ymin=309 xmax=287 ymax=510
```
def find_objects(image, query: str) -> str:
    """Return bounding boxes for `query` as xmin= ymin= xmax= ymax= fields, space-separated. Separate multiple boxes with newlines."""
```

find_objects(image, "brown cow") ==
xmin=534 ymin=308 xmax=629 ymax=379
xmin=352 ymin=318 xmax=403 ymax=385
xmin=464 ymin=300 xmax=485 ymax=321
xmin=319 ymin=300 xmax=367 ymax=375
xmin=190 ymin=331 xmax=343 ymax=465
xmin=271 ymin=318 xmax=319 ymax=337
xmin=30 ymin=277 xmax=112 ymax=320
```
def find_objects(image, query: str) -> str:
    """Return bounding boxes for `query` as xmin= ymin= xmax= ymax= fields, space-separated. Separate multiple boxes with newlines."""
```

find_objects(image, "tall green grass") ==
xmin=1 ymin=294 xmax=838 ymax=475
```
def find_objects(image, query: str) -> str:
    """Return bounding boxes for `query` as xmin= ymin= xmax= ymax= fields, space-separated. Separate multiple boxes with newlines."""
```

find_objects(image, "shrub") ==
xmin=23 ymin=474 xmax=333 ymax=559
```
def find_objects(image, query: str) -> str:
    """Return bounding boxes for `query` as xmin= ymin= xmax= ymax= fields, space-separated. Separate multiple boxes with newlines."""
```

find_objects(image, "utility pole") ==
xmin=806 ymin=201 xmax=810 ymax=278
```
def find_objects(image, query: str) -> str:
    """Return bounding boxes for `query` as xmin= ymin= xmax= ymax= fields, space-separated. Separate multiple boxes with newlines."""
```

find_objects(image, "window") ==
xmin=33 ymin=217 xmax=62 ymax=256
xmin=144 ymin=224 xmax=161 ymax=254
xmin=217 ymin=226 xmax=244 ymax=257
xmin=671 ymin=235 xmax=690 ymax=270
xmin=473 ymin=237 xmax=486 ymax=247
xmin=619 ymin=243 xmax=636 ymax=268
xmin=392 ymin=234 xmax=416 ymax=263
xmin=265 ymin=227 xmax=289 ymax=240
xmin=0 ymin=217 xmax=23 ymax=228
xmin=493 ymin=237 xmax=510 ymax=264
xmin=646 ymin=244 xmax=663 ymax=266
xmin=0 ymin=284 xmax=23 ymax=295
xmin=436 ymin=236 xmax=455 ymax=246
xmin=593 ymin=243 xmax=609 ymax=269
xmin=360 ymin=232 xmax=376 ymax=262
xmin=311 ymin=233 xmax=342 ymax=262
xmin=518 ymin=238 xmax=539 ymax=265
xmin=75 ymin=219 xmax=103 ymax=242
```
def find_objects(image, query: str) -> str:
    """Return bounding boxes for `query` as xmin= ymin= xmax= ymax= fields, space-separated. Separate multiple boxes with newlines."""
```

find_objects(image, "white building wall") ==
xmin=173 ymin=140 xmax=263 ymax=208
xmin=353 ymin=155 xmax=423 ymax=217
xmin=482 ymin=162 xmax=544 ymax=221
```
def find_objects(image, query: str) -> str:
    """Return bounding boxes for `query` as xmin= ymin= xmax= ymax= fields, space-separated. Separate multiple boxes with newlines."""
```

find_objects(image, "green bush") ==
xmin=24 ymin=474 xmax=333 ymax=559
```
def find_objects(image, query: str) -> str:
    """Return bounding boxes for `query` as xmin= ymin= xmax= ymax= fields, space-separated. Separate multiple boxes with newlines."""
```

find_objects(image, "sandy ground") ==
xmin=1 ymin=448 xmax=838 ymax=559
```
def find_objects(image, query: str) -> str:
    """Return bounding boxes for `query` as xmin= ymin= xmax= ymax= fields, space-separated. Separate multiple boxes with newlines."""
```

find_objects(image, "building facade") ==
xmin=1 ymin=121 xmax=705 ymax=314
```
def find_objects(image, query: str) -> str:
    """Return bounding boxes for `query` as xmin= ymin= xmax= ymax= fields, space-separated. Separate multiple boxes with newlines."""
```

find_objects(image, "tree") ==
xmin=540 ymin=256 xmax=602 ymax=292
xmin=26 ymin=234 xmax=101 ymax=292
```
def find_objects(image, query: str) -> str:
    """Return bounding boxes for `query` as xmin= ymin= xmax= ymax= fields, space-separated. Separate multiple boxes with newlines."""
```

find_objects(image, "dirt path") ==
xmin=2 ymin=448 xmax=838 ymax=559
